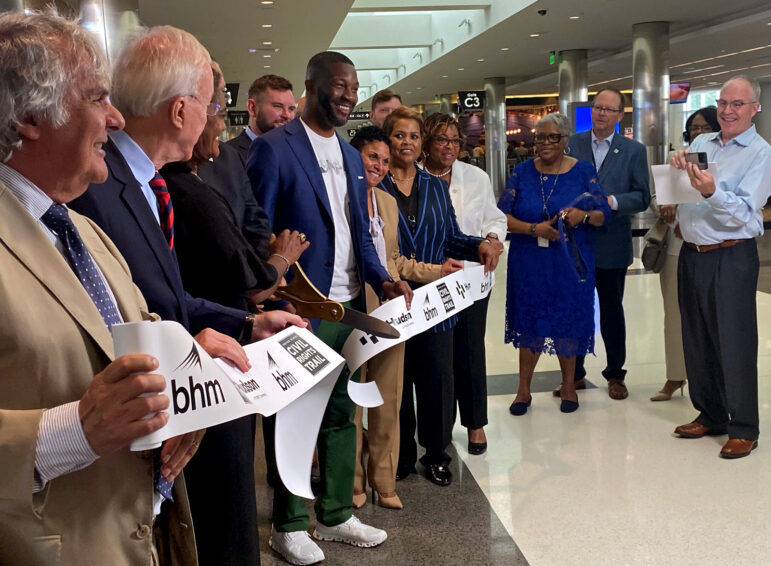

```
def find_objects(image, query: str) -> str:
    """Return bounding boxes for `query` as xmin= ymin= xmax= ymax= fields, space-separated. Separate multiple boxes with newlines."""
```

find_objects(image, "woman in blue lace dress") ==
xmin=497 ymin=113 xmax=610 ymax=414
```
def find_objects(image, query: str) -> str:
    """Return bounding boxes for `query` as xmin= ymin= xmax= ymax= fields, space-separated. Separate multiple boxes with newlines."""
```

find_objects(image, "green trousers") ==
xmin=272 ymin=300 xmax=362 ymax=531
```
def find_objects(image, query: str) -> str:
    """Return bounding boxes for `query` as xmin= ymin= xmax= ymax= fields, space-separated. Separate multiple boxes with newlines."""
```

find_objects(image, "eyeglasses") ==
xmin=688 ymin=124 xmax=713 ymax=133
xmin=716 ymin=99 xmax=757 ymax=111
xmin=435 ymin=136 xmax=461 ymax=147
xmin=533 ymin=133 xmax=567 ymax=144
xmin=206 ymin=101 xmax=222 ymax=117
xmin=592 ymin=105 xmax=621 ymax=114
xmin=185 ymin=95 xmax=222 ymax=117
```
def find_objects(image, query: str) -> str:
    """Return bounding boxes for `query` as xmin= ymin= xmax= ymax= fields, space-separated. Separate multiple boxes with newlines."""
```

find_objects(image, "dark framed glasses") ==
xmin=534 ymin=133 xmax=567 ymax=144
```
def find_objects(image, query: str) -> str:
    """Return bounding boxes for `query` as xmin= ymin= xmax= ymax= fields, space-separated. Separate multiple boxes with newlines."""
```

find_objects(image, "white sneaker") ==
xmin=312 ymin=515 xmax=387 ymax=548
xmin=269 ymin=526 xmax=325 ymax=565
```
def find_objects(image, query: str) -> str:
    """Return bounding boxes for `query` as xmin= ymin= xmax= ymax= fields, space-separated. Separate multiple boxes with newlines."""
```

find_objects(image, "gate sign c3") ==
xmin=458 ymin=91 xmax=486 ymax=112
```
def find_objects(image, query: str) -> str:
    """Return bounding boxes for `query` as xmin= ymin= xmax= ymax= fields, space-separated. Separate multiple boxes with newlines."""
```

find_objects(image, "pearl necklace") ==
xmin=424 ymin=165 xmax=452 ymax=178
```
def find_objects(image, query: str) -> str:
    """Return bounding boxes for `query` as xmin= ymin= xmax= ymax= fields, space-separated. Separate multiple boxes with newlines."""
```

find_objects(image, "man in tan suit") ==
xmin=0 ymin=12 xmax=210 ymax=565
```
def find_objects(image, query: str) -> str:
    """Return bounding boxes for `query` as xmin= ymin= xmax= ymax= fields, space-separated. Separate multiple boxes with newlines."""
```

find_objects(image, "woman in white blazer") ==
xmin=421 ymin=113 xmax=506 ymax=454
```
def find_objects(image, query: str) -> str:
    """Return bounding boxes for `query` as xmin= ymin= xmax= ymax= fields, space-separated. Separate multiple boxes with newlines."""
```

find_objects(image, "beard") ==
xmin=317 ymin=88 xmax=350 ymax=128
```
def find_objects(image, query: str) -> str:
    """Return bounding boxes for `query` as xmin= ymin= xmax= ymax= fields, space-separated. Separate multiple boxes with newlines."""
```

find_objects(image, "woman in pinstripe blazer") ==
xmin=379 ymin=106 xmax=501 ymax=486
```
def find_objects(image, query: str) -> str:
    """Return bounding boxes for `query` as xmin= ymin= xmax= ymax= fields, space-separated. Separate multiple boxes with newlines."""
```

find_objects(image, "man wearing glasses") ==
xmin=562 ymin=88 xmax=651 ymax=400
xmin=670 ymin=75 xmax=770 ymax=459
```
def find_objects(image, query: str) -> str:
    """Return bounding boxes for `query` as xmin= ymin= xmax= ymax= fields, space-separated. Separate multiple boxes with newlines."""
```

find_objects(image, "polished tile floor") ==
xmin=257 ymin=241 xmax=771 ymax=566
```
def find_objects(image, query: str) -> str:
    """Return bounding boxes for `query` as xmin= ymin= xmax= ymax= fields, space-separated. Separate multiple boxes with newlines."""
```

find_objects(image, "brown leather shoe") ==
xmin=674 ymin=421 xmax=725 ymax=438
xmin=607 ymin=378 xmax=628 ymax=400
xmin=552 ymin=378 xmax=587 ymax=397
xmin=720 ymin=438 xmax=758 ymax=459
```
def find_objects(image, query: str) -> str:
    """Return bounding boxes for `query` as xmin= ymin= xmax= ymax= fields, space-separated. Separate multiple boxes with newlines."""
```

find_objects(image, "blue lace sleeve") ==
xmin=497 ymin=171 xmax=519 ymax=214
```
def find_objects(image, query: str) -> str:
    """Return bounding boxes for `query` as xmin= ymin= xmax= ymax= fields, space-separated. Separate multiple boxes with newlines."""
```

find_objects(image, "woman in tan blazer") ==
xmin=350 ymin=127 xmax=461 ymax=509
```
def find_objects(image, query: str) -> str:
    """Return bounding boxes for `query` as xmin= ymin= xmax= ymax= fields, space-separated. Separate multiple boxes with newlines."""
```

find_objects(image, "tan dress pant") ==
xmin=659 ymin=249 xmax=687 ymax=381
xmin=353 ymin=285 xmax=405 ymax=494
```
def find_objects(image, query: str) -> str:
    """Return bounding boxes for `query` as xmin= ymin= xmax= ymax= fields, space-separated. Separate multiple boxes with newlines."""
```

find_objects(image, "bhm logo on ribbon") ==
xmin=171 ymin=344 xmax=226 ymax=414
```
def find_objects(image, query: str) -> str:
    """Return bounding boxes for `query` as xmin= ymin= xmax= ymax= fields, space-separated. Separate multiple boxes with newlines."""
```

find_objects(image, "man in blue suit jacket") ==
xmin=249 ymin=51 xmax=411 ymax=566
xmin=565 ymin=88 xmax=651 ymax=400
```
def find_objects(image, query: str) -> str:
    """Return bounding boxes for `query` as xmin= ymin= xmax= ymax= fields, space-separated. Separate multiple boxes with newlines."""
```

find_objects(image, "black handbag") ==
xmin=642 ymin=218 xmax=670 ymax=273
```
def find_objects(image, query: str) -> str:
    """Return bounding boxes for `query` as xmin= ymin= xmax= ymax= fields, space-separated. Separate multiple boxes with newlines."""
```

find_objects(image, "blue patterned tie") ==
xmin=41 ymin=204 xmax=122 ymax=330
xmin=42 ymin=204 xmax=173 ymax=499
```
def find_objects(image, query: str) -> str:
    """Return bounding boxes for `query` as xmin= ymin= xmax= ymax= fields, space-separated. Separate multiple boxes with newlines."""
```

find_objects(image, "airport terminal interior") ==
xmin=3 ymin=0 xmax=771 ymax=564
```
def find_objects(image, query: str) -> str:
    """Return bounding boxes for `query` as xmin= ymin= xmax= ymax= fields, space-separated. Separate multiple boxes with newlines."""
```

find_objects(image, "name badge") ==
xmin=537 ymin=237 xmax=549 ymax=248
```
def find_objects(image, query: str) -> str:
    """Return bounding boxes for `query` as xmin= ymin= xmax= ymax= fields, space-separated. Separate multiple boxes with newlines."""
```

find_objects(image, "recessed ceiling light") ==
xmin=530 ymin=33 xmax=540 ymax=38
xmin=261 ymin=1 xmax=274 ymax=4
xmin=261 ymin=24 xmax=272 ymax=28
xmin=477 ymin=58 xmax=485 ymax=62
xmin=264 ymin=65 xmax=271 ymax=68
xmin=416 ymin=87 xmax=423 ymax=90
xmin=249 ymin=48 xmax=257 ymax=53
xmin=262 ymin=41 xmax=273 ymax=45
xmin=458 ymin=67 xmax=465 ymax=71
xmin=500 ymin=47 xmax=510 ymax=51
xmin=263 ymin=54 xmax=271 ymax=58
xmin=569 ymin=16 xmax=580 ymax=20
xmin=407 ymin=91 xmax=412 ymax=94
xmin=441 ymin=75 xmax=448 ymax=78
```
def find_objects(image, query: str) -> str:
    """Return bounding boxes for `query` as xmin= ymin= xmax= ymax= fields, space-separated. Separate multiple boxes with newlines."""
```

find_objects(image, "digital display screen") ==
xmin=670 ymin=82 xmax=691 ymax=104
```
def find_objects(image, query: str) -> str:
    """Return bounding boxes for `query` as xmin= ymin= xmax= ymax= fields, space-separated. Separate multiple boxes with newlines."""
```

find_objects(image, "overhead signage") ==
xmin=458 ymin=91 xmax=486 ymax=112
xmin=228 ymin=110 xmax=249 ymax=127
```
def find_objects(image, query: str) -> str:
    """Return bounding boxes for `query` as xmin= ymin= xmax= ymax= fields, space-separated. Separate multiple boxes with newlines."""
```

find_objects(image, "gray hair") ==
xmin=111 ymin=25 xmax=211 ymax=118
xmin=722 ymin=75 xmax=761 ymax=102
xmin=536 ymin=113 xmax=571 ymax=136
xmin=0 ymin=10 xmax=110 ymax=162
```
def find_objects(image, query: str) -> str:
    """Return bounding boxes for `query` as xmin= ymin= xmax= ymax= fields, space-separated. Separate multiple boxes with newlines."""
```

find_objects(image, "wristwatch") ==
xmin=485 ymin=232 xmax=499 ymax=240
xmin=238 ymin=313 xmax=256 ymax=344
xmin=582 ymin=212 xmax=591 ymax=224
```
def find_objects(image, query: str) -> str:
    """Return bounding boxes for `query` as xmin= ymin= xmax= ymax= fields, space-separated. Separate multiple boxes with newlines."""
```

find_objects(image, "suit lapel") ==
xmin=106 ymin=141 xmax=186 ymax=299
xmin=0 ymin=182 xmax=114 ymax=359
xmin=284 ymin=119 xmax=333 ymax=220
xmin=596 ymin=134 xmax=623 ymax=180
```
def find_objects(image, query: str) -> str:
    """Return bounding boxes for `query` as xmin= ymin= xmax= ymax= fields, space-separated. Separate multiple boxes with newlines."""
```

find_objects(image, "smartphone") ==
xmin=685 ymin=152 xmax=708 ymax=170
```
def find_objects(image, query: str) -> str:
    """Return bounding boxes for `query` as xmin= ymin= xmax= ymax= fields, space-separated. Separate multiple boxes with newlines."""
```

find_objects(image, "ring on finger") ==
xmin=299 ymin=232 xmax=307 ymax=243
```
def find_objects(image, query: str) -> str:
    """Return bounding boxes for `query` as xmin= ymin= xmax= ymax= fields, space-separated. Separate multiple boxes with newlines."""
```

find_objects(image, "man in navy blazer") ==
xmin=70 ymin=26 xmax=305 ymax=566
xmin=565 ymin=88 xmax=651 ymax=400
xmin=249 ymin=51 xmax=411 ymax=566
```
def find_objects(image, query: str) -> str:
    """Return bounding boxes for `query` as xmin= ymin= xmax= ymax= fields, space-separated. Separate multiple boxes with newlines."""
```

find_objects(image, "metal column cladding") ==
xmin=483 ymin=77 xmax=506 ymax=198
xmin=558 ymin=49 xmax=588 ymax=122
xmin=632 ymin=21 xmax=670 ymax=166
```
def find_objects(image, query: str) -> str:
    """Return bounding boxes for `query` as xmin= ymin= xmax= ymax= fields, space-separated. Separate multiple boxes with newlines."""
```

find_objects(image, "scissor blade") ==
xmin=340 ymin=308 xmax=400 ymax=339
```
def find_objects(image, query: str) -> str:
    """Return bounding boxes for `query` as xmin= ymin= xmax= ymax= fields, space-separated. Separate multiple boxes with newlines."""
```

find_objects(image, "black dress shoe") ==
xmin=424 ymin=463 xmax=452 ymax=486
xmin=395 ymin=464 xmax=416 ymax=481
xmin=468 ymin=441 xmax=487 ymax=455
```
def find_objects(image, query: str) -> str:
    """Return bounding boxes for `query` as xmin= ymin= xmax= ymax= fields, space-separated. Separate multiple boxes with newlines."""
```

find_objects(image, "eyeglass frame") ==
xmin=715 ymin=99 xmax=758 ymax=111
xmin=591 ymin=105 xmax=623 ymax=114
xmin=185 ymin=94 xmax=222 ymax=117
xmin=533 ymin=133 xmax=568 ymax=145
xmin=433 ymin=135 xmax=462 ymax=147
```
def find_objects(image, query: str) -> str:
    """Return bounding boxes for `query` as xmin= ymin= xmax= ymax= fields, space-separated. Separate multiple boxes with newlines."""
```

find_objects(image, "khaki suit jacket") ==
xmin=0 ymin=181 xmax=196 ymax=565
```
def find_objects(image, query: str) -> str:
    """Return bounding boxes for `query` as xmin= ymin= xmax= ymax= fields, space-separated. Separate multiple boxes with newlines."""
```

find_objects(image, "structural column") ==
xmin=438 ymin=94 xmax=454 ymax=116
xmin=0 ymin=0 xmax=24 ymax=12
xmin=557 ymin=49 xmax=588 ymax=126
xmin=78 ymin=0 xmax=141 ymax=64
xmin=632 ymin=21 xmax=669 ymax=165
xmin=483 ymin=77 xmax=506 ymax=197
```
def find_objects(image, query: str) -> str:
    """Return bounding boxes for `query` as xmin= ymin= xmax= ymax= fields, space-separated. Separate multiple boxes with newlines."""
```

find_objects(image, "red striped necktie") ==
xmin=149 ymin=171 xmax=174 ymax=250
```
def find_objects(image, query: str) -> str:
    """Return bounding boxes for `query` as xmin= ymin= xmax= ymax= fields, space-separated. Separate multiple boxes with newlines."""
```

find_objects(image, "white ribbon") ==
xmin=114 ymin=322 xmax=343 ymax=499
xmin=344 ymin=264 xmax=494 ymax=406
xmin=113 ymin=264 xmax=494 ymax=498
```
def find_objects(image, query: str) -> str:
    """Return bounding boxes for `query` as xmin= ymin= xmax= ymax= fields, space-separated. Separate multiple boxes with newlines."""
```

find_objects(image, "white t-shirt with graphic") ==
xmin=301 ymin=119 xmax=360 ymax=301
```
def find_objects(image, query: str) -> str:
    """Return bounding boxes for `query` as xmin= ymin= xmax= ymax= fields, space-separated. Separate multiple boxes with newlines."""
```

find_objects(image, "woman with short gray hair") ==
xmin=497 ymin=113 xmax=610 ymax=414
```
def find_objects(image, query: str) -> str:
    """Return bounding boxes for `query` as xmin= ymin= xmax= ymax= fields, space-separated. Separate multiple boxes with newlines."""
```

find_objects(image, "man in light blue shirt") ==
xmin=671 ymin=75 xmax=770 ymax=459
